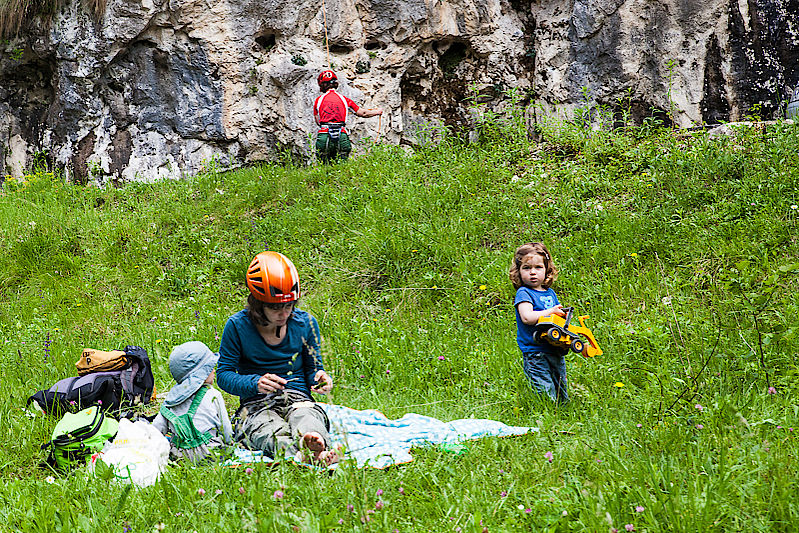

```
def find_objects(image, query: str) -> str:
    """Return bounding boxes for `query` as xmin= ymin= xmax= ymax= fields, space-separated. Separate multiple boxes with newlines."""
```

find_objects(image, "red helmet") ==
xmin=246 ymin=251 xmax=301 ymax=303
xmin=317 ymin=70 xmax=337 ymax=88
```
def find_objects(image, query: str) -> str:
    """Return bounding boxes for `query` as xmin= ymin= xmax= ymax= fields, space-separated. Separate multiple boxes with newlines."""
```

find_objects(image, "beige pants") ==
xmin=234 ymin=390 xmax=329 ymax=459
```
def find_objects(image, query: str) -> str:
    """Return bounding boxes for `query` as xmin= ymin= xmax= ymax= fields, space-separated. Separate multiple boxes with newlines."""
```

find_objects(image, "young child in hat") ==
xmin=152 ymin=341 xmax=233 ymax=461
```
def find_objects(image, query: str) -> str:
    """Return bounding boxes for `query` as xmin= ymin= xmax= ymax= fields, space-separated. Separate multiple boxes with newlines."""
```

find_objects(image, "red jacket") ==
xmin=314 ymin=89 xmax=359 ymax=133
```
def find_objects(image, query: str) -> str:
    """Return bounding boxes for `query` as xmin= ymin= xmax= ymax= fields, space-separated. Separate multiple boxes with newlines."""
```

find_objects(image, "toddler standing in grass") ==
xmin=509 ymin=242 xmax=569 ymax=403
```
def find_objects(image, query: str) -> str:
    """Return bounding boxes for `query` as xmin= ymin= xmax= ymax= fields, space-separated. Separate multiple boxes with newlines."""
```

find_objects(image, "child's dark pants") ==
xmin=522 ymin=351 xmax=569 ymax=403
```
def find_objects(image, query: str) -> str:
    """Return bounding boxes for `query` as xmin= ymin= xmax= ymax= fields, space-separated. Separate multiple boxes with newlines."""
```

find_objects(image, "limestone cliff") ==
xmin=1 ymin=0 xmax=798 ymax=182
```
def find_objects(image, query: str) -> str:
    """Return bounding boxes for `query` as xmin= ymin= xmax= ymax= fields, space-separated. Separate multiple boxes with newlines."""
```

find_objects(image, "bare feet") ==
xmin=302 ymin=432 xmax=326 ymax=453
xmin=299 ymin=432 xmax=342 ymax=466
xmin=317 ymin=447 xmax=342 ymax=466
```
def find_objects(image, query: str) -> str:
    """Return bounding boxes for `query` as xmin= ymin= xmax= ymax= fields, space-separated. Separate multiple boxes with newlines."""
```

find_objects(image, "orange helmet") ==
xmin=246 ymin=251 xmax=301 ymax=303
xmin=317 ymin=69 xmax=337 ymax=88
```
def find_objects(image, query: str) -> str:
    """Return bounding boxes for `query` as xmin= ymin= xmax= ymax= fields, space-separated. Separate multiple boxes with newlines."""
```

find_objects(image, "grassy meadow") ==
xmin=1 ymin=115 xmax=798 ymax=532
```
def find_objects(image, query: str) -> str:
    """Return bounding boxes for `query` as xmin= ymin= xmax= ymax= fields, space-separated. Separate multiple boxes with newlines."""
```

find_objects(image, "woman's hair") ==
xmin=319 ymin=79 xmax=338 ymax=92
xmin=245 ymin=294 xmax=296 ymax=327
xmin=508 ymin=242 xmax=558 ymax=290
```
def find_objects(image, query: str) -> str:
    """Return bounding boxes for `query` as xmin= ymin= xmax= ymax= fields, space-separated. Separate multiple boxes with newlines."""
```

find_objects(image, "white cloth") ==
xmin=89 ymin=419 xmax=170 ymax=487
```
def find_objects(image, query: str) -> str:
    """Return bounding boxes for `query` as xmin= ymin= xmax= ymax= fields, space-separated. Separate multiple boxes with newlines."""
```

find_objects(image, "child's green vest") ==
xmin=159 ymin=386 xmax=213 ymax=450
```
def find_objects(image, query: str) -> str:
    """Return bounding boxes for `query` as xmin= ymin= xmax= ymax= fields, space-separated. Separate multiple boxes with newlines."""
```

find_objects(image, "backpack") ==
xmin=76 ymin=349 xmax=130 ymax=375
xmin=42 ymin=406 xmax=119 ymax=470
xmin=28 ymin=345 xmax=156 ymax=416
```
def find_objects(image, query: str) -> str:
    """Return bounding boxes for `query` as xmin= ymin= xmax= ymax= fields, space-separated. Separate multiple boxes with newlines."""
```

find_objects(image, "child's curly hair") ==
xmin=509 ymin=242 xmax=558 ymax=290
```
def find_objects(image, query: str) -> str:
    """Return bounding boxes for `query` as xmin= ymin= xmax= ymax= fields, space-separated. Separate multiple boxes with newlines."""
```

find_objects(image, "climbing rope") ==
xmin=321 ymin=0 xmax=331 ymax=67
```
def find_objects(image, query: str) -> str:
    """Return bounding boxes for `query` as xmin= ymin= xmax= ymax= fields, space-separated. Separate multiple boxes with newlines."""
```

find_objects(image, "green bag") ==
xmin=42 ymin=406 xmax=119 ymax=470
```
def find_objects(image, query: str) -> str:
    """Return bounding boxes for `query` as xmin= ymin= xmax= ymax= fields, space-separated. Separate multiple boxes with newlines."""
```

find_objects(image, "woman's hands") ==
xmin=312 ymin=370 xmax=333 ymax=395
xmin=257 ymin=371 xmax=333 ymax=394
xmin=257 ymin=373 xmax=287 ymax=394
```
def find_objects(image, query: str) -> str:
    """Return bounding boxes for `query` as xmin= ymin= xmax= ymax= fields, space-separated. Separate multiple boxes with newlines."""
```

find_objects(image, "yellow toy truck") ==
xmin=532 ymin=307 xmax=602 ymax=357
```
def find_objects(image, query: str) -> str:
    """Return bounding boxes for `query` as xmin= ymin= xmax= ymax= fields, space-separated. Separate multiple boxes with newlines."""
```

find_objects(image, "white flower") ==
xmin=29 ymin=221 xmax=36 ymax=227
xmin=45 ymin=476 xmax=55 ymax=484
xmin=791 ymin=205 xmax=798 ymax=210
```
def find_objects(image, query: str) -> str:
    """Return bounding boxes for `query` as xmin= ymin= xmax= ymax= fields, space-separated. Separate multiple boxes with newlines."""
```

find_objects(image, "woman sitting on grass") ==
xmin=216 ymin=251 xmax=339 ymax=465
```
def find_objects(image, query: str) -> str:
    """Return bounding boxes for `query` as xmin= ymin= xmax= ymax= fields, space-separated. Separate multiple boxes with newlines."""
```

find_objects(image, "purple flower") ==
xmin=695 ymin=404 xmax=704 ymax=412
xmin=625 ymin=525 xmax=635 ymax=532
xmin=197 ymin=488 xmax=206 ymax=496
xmin=375 ymin=500 xmax=385 ymax=510
xmin=273 ymin=490 xmax=284 ymax=500
xmin=500 ymin=491 xmax=507 ymax=497
xmin=696 ymin=424 xmax=704 ymax=430
xmin=524 ymin=508 xmax=531 ymax=513
xmin=544 ymin=451 xmax=553 ymax=463
xmin=338 ymin=519 xmax=344 ymax=525
xmin=398 ymin=487 xmax=405 ymax=495
xmin=239 ymin=487 xmax=246 ymax=495
xmin=635 ymin=506 xmax=644 ymax=513
xmin=245 ymin=467 xmax=253 ymax=474
xmin=347 ymin=504 xmax=354 ymax=512
xmin=438 ymin=355 xmax=445 ymax=361
xmin=376 ymin=489 xmax=383 ymax=497
xmin=636 ymin=423 xmax=642 ymax=428
xmin=768 ymin=386 xmax=777 ymax=394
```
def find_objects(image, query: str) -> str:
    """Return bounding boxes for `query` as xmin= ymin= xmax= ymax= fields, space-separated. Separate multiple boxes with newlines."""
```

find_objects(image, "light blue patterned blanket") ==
xmin=228 ymin=404 xmax=538 ymax=469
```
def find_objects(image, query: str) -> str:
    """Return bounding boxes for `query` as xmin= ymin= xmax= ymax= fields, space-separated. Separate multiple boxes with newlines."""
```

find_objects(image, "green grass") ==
xmin=1 ymin=118 xmax=798 ymax=531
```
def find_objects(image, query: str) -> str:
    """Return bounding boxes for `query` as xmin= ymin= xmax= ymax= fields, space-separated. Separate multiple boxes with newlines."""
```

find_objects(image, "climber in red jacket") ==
xmin=313 ymin=70 xmax=383 ymax=163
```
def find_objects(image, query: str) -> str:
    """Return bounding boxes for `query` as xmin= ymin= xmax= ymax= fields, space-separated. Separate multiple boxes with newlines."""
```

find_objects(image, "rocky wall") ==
xmin=1 ymin=0 xmax=798 ymax=181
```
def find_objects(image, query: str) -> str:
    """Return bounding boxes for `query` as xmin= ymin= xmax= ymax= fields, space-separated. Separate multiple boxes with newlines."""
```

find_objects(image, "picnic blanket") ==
xmin=228 ymin=404 xmax=538 ymax=469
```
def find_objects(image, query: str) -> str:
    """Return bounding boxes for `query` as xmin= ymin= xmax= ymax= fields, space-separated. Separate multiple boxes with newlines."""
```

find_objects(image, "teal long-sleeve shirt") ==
xmin=217 ymin=309 xmax=324 ymax=402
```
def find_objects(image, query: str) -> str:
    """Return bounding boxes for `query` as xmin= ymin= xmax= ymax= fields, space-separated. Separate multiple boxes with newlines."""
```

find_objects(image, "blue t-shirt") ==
xmin=514 ymin=286 xmax=561 ymax=354
xmin=217 ymin=308 xmax=324 ymax=401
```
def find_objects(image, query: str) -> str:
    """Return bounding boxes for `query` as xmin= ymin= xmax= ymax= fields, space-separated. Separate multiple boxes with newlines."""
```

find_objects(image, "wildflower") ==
xmin=636 ymin=424 xmax=642 ymax=428
xmin=398 ymin=487 xmax=405 ymax=495
xmin=347 ymin=504 xmax=354 ymax=512
xmin=123 ymin=522 xmax=132 ymax=532
xmin=155 ymin=524 xmax=166 ymax=531
xmin=239 ymin=487 xmax=246 ymax=494
xmin=625 ymin=525 xmax=635 ymax=532
xmin=215 ymin=489 xmax=222 ymax=495
xmin=156 ymin=339 xmax=163 ymax=343
xmin=695 ymin=404 xmax=704 ymax=412
xmin=479 ymin=285 xmax=487 ymax=290
xmin=544 ymin=451 xmax=553 ymax=463
xmin=338 ymin=519 xmax=344 ymax=525
xmin=500 ymin=491 xmax=507 ymax=497
xmin=360 ymin=374 xmax=365 ymax=379
xmin=438 ymin=355 xmax=445 ymax=361
xmin=517 ymin=505 xmax=525 ymax=510
xmin=696 ymin=424 xmax=704 ymax=430
xmin=273 ymin=490 xmax=284 ymax=500
xmin=791 ymin=205 xmax=798 ymax=210
xmin=635 ymin=506 xmax=644 ymax=513
xmin=562 ymin=510 xmax=568 ymax=516
xmin=768 ymin=386 xmax=777 ymax=394
xmin=245 ymin=467 xmax=253 ymax=474
xmin=613 ymin=382 xmax=625 ymax=388
xmin=45 ymin=476 xmax=55 ymax=484
xmin=376 ymin=500 xmax=385 ymax=510
xmin=376 ymin=489 xmax=383 ymax=497
xmin=197 ymin=488 xmax=206 ymax=496
xmin=386 ymin=370 xmax=390 ymax=375
xmin=630 ymin=253 xmax=638 ymax=258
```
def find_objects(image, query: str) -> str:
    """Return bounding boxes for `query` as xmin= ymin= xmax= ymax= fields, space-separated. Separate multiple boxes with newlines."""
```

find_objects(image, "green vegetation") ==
xmin=0 ymin=0 xmax=104 ymax=39
xmin=1 ymin=115 xmax=798 ymax=531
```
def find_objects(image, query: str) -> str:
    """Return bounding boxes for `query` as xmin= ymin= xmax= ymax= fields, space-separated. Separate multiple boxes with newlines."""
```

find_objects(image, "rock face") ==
xmin=1 ymin=0 xmax=798 ymax=181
